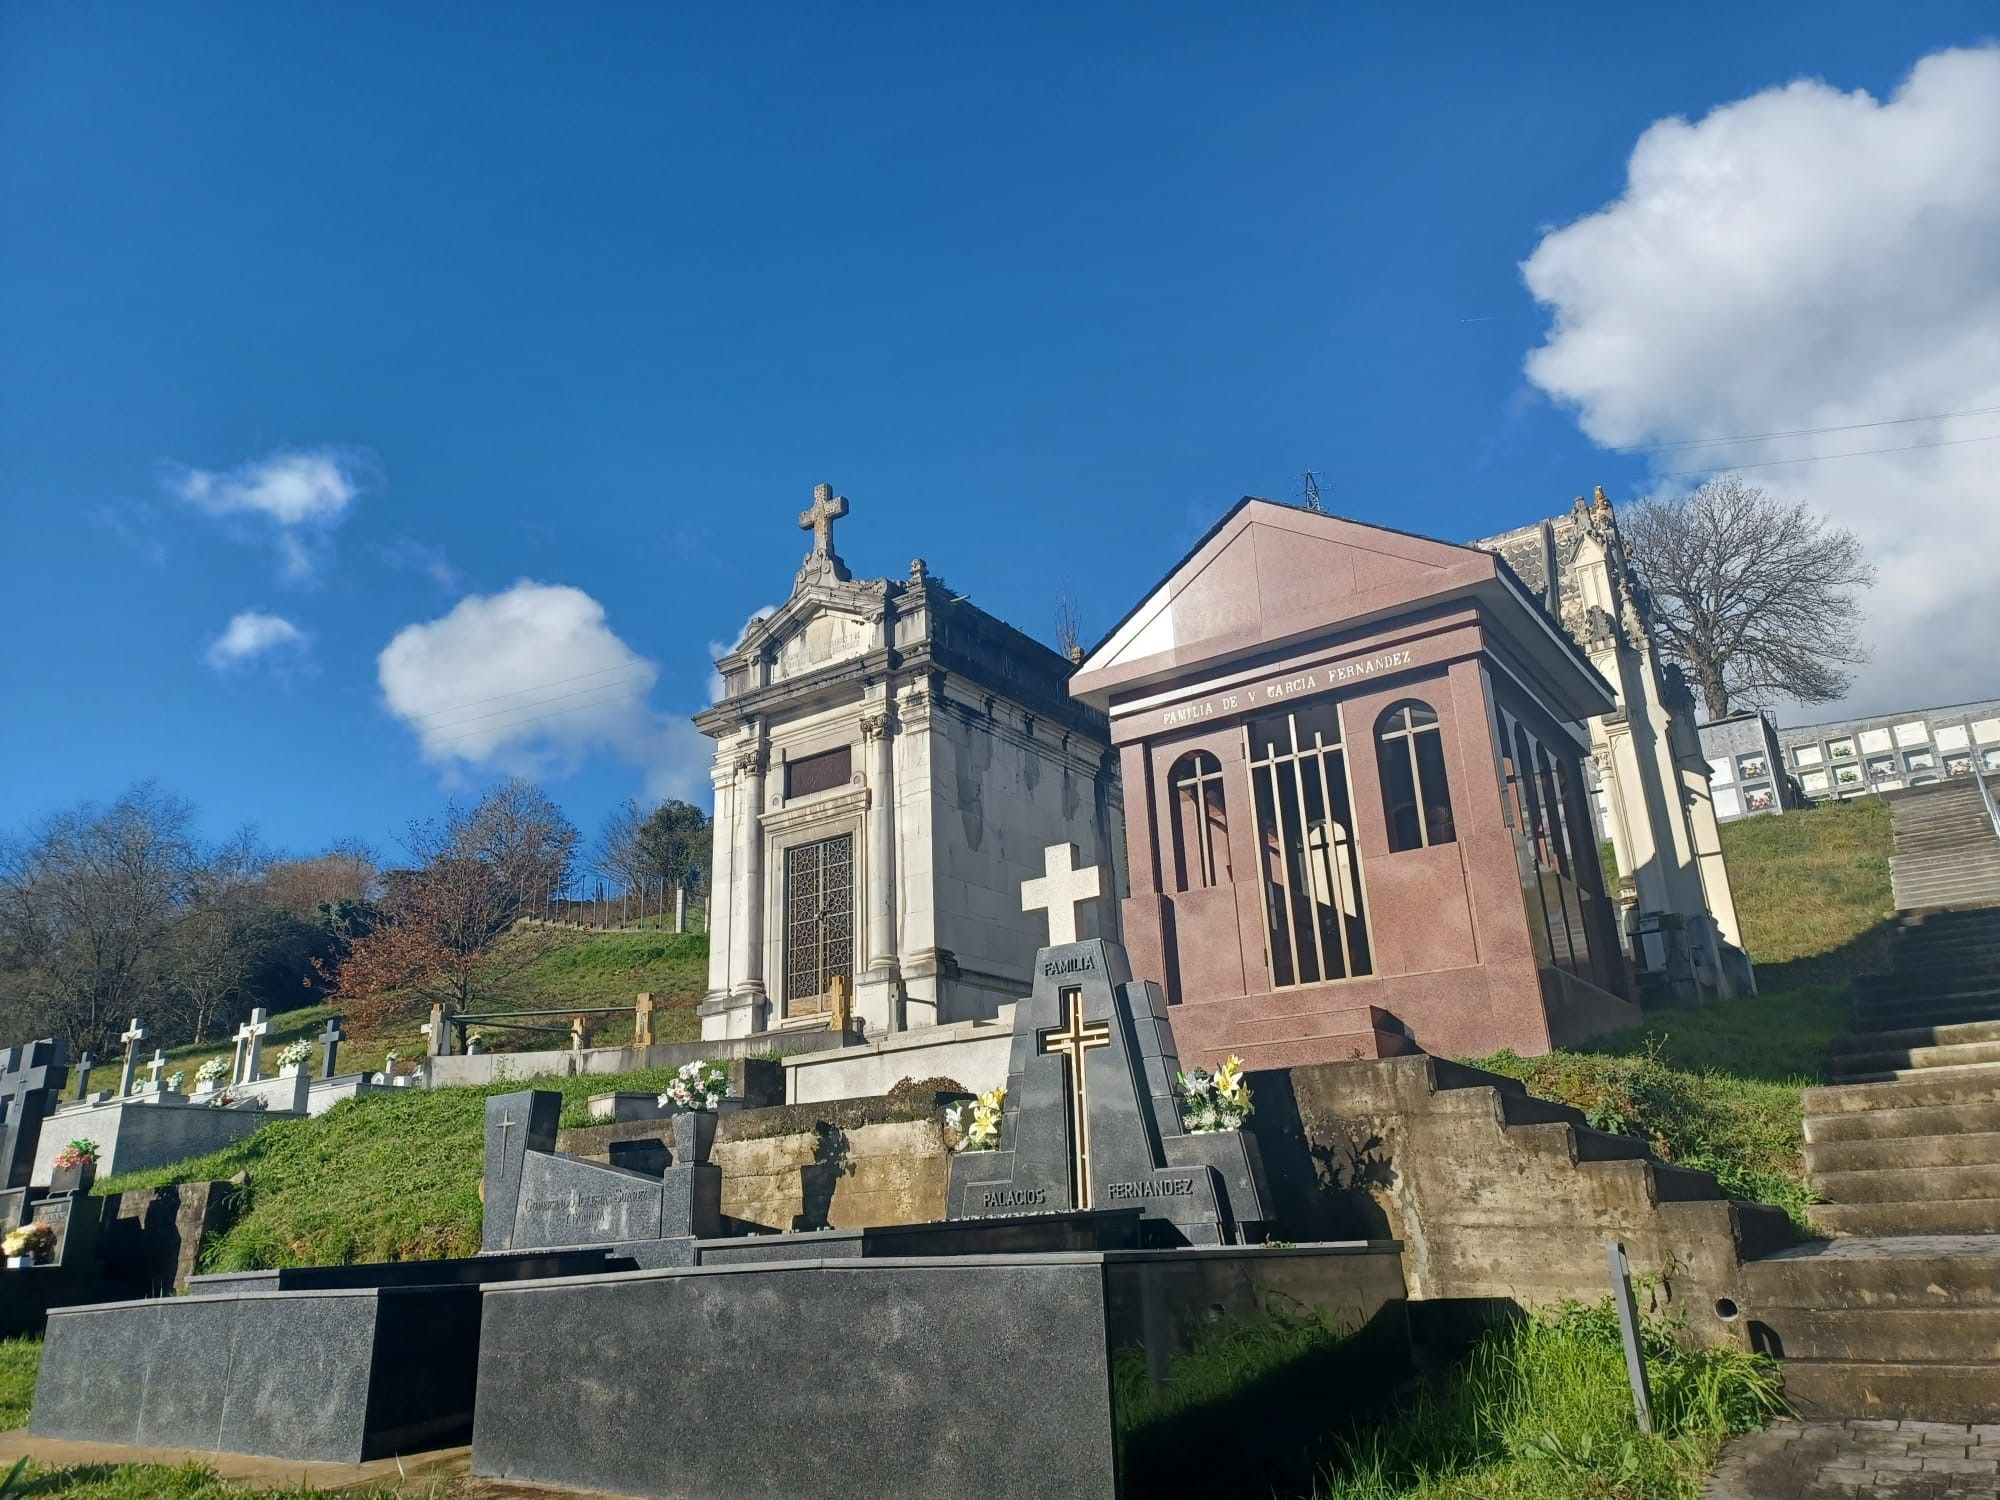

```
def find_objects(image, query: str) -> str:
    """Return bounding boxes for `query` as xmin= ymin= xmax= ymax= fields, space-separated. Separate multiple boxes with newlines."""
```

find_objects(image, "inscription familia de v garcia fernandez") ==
xmin=1158 ymin=648 xmax=1416 ymax=731
xmin=1104 ymin=1177 xmax=1196 ymax=1201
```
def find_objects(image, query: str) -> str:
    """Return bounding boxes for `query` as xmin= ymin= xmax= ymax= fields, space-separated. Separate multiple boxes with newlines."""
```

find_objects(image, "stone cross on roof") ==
xmin=1022 ymin=843 xmax=1103 ymax=947
xmin=798 ymin=482 xmax=848 ymax=559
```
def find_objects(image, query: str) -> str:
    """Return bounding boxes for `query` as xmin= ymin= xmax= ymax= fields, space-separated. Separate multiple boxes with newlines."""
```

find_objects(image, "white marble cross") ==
xmin=118 ymin=1018 xmax=149 ymax=1097
xmin=145 ymin=1049 xmax=167 ymax=1089
xmin=234 ymin=1008 xmax=271 ymax=1084
xmin=1022 ymin=842 xmax=1103 ymax=947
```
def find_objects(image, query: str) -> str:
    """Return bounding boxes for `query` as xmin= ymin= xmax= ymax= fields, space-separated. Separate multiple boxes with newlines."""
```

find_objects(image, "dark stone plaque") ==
xmin=947 ymin=939 xmax=1269 ymax=1244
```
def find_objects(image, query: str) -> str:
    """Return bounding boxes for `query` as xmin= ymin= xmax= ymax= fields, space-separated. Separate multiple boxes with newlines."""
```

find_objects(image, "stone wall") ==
xmin=558 ymin=1082 xmax=966 ymax=1234
xmin=1248 ymin=1054 xmax=1791 ymax=1345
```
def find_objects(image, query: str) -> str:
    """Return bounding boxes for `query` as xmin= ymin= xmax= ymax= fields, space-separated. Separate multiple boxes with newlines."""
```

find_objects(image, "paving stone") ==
xmin=1707 ymin=1422 xmax=1999 ymax=1499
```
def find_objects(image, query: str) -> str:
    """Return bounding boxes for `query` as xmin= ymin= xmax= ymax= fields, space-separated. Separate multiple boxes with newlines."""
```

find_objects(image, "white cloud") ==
xmin=1522 ymin=46 xmax=2000 ymax=715
xmin=204 ymin=610 xmax=309 ymax=671
xmin=378 ymin=536 xmax=462 ymax=594
xmin=167 ymin=448 xmax=365 ymax=580
xmin=707 ymin=604 xmax=780 ymax=702
xmin=379 ymin=580 xmax=708 ymax=798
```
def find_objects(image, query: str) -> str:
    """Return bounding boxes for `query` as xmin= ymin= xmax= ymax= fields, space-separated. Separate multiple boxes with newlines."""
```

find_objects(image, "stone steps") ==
xmin=1172 ymin=1002 xmax=1417 ymax=1071
xmin=1832 ymin=1018 xmax=2000 ymax=1055
xmin=1819 ymin=1059 xmax=2000 ymax=1087
xmin=1777 ymin=1361 xmax=2000 ymax=1423
xmin=1829 ymin=1037 xmax=2000 ymax=1083
xmin=1806 ymin=1130 xmax=2000 ymax=1175
xmin=1808 ymin=1199 xmax=2000 ymax=1235
xmin=1811 ymin=1163 xmax=2000 ymax=1206
xmin=1802 ymin=1073 xmax=2000 ymax=1115
xmin=1850 ymin=1000 xmax=2000 ymax=1033
xmin=1743 ymin=1235 xmax=2000 ymax=1419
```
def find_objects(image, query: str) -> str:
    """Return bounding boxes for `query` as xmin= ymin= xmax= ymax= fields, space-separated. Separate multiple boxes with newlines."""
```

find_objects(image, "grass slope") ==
xmin=1314 ymin=1302 xmax=1781 ymax=1499
xmin=159 ymin=930 xmax=709 ymax=1084
xmin=1465 ymin=793 xmax=1896 ymax=1233
xmin=95 ymin=1063 xmax=732 ymax=1268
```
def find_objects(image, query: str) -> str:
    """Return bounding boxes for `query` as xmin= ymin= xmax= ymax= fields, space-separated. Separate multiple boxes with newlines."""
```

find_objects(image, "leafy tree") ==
xmin=1620 ymin=476 xmax=1875 ymax=717
xmin=595 ymin=798 xmax=711 ymax=900
xmin=333 ymin=780 xmax=577 ymax=1032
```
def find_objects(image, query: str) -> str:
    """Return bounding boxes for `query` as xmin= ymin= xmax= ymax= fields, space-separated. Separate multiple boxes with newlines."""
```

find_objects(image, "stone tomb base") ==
xmin=473 ymin=1242 xmax=1408 ymax=1500
xmin=32 ymin=1284 xmax=483 ymax=1462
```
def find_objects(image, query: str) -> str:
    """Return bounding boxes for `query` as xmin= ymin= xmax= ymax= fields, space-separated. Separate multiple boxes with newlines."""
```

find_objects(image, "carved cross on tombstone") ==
xmin=118 ymin=1019 xmax=149 ymax=1098
xmin=73 ymin=1052 xmax=93 ymax=1102
xmin=1021 ymin=842 xmax=1103 ymax=947
xmin=145 ymin=1049 xmax=168 ymax=1091
xmin=0 ymin=1040 xmax=69 ymax=1192
xmin=234 ymin=1008 xmax=270 ymax=1084
xmin=797 ymin=482 xmax=848 ymax=560
xmin=319 ymin=1016 xmax=346 ymax=1079
xmin=1037 ymin=989 xmax=1112 ymax=1208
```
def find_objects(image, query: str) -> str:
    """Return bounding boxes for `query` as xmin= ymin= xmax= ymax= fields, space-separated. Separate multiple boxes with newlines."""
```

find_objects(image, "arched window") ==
xmin=1169 ymin=750 xmax=1230 ymax=890
xmin=1377 ymin=700 xmax=1457 ymax=851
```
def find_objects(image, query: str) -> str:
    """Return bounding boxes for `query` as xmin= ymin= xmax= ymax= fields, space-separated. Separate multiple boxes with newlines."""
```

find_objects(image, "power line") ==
xmin=416 ymin=684 xmax=659 ymax=752
xmin=390 ymin=661 xmax=646 ymax=722
xmin=1654 ymin=428 xmax=2000 ymax=479
xmin=1615 ymin=402 xmax=2000 ymax=455
xmin=400 ymin=670 xmax=654 ymax=733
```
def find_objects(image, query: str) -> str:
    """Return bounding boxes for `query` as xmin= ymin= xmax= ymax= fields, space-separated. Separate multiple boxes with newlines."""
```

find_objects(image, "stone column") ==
xmin=730 ymin=735 xmax=769 ymax=1006
xmin=858 ymin=707 xmax=902 ymax=1032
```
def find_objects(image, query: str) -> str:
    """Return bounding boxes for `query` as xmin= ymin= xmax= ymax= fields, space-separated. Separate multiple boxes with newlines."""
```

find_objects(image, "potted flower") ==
xmin=3 ymin=1221 xmax=55 ymax=1268
xmin=192 ymin=1057 xmax=228 ymax=1096
xmin=657 ymin=1060 xmax=730 ymax=1164
xmin=50 ymin=1139 xmax=98 ymax=1196
xmin=945 ymin=1086 xmax=1006 ymax=1153
xmin=166 ymin=1070 xmax=185 ymax=1094
xmin=276 ymin=1039 xmax=312 ymax=1078
xmin=465 ymin=1030 xmax=487 ymax=1056
xmin=1176 ymin=1055 xmax=1253 ymax=1134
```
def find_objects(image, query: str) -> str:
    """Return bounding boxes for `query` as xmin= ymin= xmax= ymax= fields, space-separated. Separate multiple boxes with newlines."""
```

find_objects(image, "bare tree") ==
xmin=1619 ymin=475 xmax=1875 ymax=717
xmin=1054 ymin=587 xmax=1083 ymax=664
xmin=592 ymin=799 xmax=651 ymax=894
xmin=0 ymin=784 xmax=203 ymax=1053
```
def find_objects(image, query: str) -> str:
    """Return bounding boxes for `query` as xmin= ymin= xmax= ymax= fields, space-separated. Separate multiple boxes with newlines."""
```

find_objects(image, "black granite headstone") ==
xmin=481 ymin=1092 xmax=559 ymax=1252
xmin=482 ymin=1090 xmax=720 ymax=1255
xmin=948 ymin=940 xmax=1268 ymax=1244
xmin=0 ymin=1040 xmax=69 ymax=1193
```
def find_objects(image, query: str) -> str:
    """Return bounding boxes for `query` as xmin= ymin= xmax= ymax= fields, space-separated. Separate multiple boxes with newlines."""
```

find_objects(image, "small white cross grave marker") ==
xmin=1021 ymin=842 xmax=1103 ymax=948
xmin=234 ymin=1008 xmax=271 ymax=1084
xmin=145 ymin=1049 xmax=167 ymax=1090
xmin=118 ymin=1018 xmax=149 ymax=1097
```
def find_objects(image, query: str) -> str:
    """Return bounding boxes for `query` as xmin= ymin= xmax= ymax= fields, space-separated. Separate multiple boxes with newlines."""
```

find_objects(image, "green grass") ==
xmin=157 ymin=930 xmax=710 ymax=1084
xmin=1469 ymin=1045 xmax=1816 ymax=1230
xmin=0 ymin=1463 xmax=426 ymax=1497
xmin=0 ymin=1339 xmax=40 ymax=1430
xmin=1312 ymin=1301 xmax=1783 ymax=1499
xmin=94 ymin=1063 xmax=739 ymax=1269
xmin=1718 ymin=797 xmax=1893 ymax=987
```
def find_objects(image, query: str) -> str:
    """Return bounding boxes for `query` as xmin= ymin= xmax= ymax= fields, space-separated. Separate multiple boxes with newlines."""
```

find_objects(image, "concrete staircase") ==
xmin=1887 ymin=777 xmax=2000 ymax=912
xmin=1742 ymin=827 xmax=2000 ymax=1419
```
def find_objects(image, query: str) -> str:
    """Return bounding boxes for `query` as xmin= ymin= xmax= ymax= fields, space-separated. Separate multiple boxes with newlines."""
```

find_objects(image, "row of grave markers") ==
xmin=71 ymin=1010 xmax=349 ymax=1103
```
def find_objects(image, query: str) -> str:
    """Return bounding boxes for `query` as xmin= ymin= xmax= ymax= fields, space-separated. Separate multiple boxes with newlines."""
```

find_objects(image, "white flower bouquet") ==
xmin=277 ymin=1039 xmax=312 ymax=1070
xmin=193 ymin=1058 xmax=227 ymax=1090
xmin=1177 ymin=1055 xmax=1253 ymax=1133
xmin=658 ymin=1059 xmax=729 ymax=1113
xmin=944 ymin=1086 xmax=1006 ymax=1152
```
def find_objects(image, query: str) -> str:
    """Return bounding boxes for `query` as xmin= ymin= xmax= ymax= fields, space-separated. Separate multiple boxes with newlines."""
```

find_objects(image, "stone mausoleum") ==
xmin=1475 ymin=489 xmax=1752 ymax=1005
xmin=696 ymin=485 xmax=1123 ymax=1043
xmin=1070 ymin=497 xmax=1638 ymax=1068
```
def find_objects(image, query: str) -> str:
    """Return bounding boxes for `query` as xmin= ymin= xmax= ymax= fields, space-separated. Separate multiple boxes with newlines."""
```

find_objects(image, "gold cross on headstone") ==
xmin=1038 ymin=987 xmax=1111 ymax=1209
xmin=798 ymin=483 xmax=848 ymax=559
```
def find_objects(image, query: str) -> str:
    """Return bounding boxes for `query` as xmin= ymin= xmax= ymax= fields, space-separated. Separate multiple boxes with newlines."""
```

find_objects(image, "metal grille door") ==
xmin=784 ymin=834 xmax=854 ymax=1015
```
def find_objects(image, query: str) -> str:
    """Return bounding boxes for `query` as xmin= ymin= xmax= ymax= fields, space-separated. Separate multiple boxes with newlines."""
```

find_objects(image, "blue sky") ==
xmin=4 ymin=4 xmax=1997 ymax=863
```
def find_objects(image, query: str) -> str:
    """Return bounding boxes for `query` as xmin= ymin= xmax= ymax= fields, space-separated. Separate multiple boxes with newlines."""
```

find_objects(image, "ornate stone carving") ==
xmin=859 ymin=709 xmax=897 ymax=742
